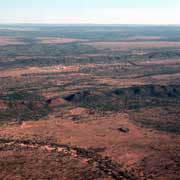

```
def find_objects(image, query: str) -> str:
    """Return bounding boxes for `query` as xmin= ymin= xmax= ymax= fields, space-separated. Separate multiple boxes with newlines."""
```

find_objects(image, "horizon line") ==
xmin=0 ymin=23 xmax=180 ymax=26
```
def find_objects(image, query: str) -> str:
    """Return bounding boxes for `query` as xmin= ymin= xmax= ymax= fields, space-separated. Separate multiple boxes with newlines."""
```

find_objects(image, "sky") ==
xmin=0 ymin=0 xmax=180 ymax=25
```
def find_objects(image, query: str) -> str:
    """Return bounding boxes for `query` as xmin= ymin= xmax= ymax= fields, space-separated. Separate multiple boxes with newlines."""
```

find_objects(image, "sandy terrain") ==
xmin=36 ymin=37 xmax=88 ymax=44
xmin=0 ymin=65 xmax=80 ymax=78
xmin=127 ymin=36 xmax=163 ymax=41
xmin=0 ymin=112 xmax=179 ymax=180
xmin=0 ymin=37 xmax=25 ymax=46
xmin=0 ymin=26 xmax=180 ymax=180
xmin=84 ymin=41 xmax=180 ymax=50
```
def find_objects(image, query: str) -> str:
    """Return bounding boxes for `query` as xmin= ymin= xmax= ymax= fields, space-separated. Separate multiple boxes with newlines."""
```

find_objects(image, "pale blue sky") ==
xmin=0 ymin=0 xmax=180 ymax=24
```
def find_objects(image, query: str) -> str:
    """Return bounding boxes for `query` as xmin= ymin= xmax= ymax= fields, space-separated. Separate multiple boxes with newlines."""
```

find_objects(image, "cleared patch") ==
xmin=84 ymin=41 xmax=180 ymax=50
xmin=36 ymin=37 xmax=88 ymax=44
xmin=0 ymin=37 xmax=25 ymax=46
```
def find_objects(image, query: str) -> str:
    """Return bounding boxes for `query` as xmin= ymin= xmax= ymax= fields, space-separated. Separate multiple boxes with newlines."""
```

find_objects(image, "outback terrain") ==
xmin=0 ymin=25 xmax=180 ymax=180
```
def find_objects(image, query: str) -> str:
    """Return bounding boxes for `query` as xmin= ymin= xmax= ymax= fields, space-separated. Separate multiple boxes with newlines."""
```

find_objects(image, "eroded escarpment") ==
xmin=64 ymin=84 xmax=180 ymax=134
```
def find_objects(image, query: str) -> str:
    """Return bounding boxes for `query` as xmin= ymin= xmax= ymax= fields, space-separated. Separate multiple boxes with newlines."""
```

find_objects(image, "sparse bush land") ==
xmin=0 ymin=92 xmax=50 ymax=123
xmin=64 ymin=85 xmax=180 ymax=134
xmin=0 ymin=25 xmax=180 ymax=180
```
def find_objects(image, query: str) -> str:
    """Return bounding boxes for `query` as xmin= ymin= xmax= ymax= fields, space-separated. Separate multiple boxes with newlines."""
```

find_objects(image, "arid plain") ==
xmin=0 ymin=25 xmax=180 ymax=180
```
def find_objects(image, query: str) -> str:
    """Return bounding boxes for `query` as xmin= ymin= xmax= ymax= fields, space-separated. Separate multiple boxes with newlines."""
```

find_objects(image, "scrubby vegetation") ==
xmin=64 ymin=85 xmax=180 ymax=134
xmin=0 ymin=25 xmax=180 ymax=180
xmin=65 ymin=85 xmax=180 ymax=111
xmin=0 ymin=92 xmax=50 ymax=123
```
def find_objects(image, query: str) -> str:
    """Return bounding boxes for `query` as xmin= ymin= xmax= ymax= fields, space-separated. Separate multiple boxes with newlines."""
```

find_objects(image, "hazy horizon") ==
xmin=0 ymin=23 xmax=180 ymax=26
xmin=0 ymin=0 xmax=180 ymax=25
